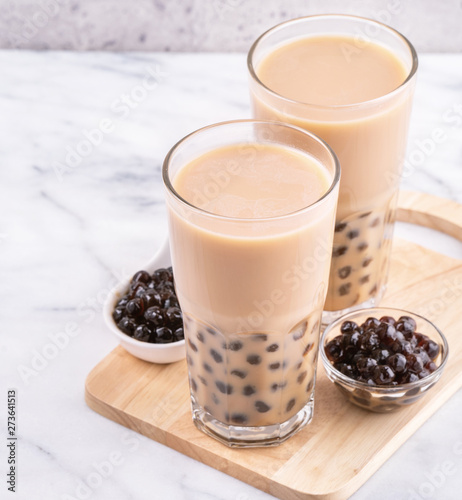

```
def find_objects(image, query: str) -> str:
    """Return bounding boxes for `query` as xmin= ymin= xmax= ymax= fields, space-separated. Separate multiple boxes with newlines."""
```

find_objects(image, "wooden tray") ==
xmin=85 ymin=192 xmax=462 ymax=500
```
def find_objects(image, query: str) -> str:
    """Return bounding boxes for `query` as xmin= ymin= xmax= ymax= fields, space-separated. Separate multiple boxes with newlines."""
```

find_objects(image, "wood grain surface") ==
xmin=86 ymin=192 xmax=462 ymax=500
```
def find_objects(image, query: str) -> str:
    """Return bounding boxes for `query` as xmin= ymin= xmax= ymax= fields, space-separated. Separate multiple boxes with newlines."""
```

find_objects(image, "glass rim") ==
xmin=319 ymin=306 xmax=449 ymax=392
xmin=247 ymin=14 xmax=419 ymax=111
xmin=162 ymin=119 xmax=340 ymax=223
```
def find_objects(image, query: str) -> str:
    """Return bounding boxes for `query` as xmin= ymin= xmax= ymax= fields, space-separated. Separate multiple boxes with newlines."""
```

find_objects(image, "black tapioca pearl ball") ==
xmin=173 ymin=327 xmax=184 ymax=341
xmin=426 ymin=361 xmax=438 ymax=373
xmin=118 ymin=317 xmax=137 ymax=336
xmin=418 ymin=368 xmax=431 ymax=379
xmin=134 ymin=324 xmax=152 ymax=342
xmin=297 ymin=371 xmax=308 ymax=384
xmin=231 ymin=414 xmax=248 ymax=425
xmin=134 ymin=285 xmax=148 ymax=298
xmin=380 ymin=316 xmax=396 ymax=326
xmin=131 ymin=270 xmax=151 ymax=286
xmin=356 ymin=356 xmax=377 ymax=377
xmin=190 ymin=378 xmax=197 ymax=392
xmin=269 ymin=362 xmax=281 ymax=370
xmin=398 ymin=316 xmax=416 ymax=332
xmin=414 ymin=347 xmax=431 ymax=366
xmin=243 ymin=385 xmax=256 ymax=396
xmin=141 ymin=289 xmax=162 ymax=308
xmin=188 ymin=338 xmax=198 ymax=352
xmin=253 ymin=334 xmax=268 ymax=342
xmin=230 ymin=369 xmax=246 ymax=379
xmin=206 ymin=327 xmax=217 ymax=336
xmin=372 ymin=365 xmax=395 ymax=385
xmin=372 ymin=348 xmax=391 ymax=364
xmin=402 ymin=372 xmax=420 ymax=384
xmin=116 ymin=296 xmax=129 ymax=309
xmin=325 ymin=339 xmax=343 ymax=362
xmin=363 ymin=317 xmax=381 ymax=330
xmin=166 ymin=307 xmax=182 ymax=327
xmin=359 ymin=275 xmax=370 ymax=284
xmin=126 ymin=298 xmax=144 ymax=318
xmin=306 ymin=380 xmax=314 ymax=393
xmin=154 ymin=326 xmax=173 ymax=343
xmin=198 ymin=375 xmax=207 ymax=386
xmin=286 ymin=398 xmax=296 ymax=412
xmin=362 ymin=257 xmax=373 ymax=268
xmin=359 ymin=211 xmax=372 ymax=218
xmin=336 ymin=363 xmax=355 ymax=378
xmin=266 ymin=343 xmax=279 ymax=352
xmin=292 ymin=320 xmax=307 ymax=341
xmin=369 ymin=284 xmax=378 ymax=295
xmin=370 ymin=217 xmax=380 ymax=227
xmin=347 ymin=229 xmax=360 ymax=240
xmin=303 ymin=343 xmax=314 ymax=356
xmin=211 ymin=393 xmax=220 ymax=405
xmin=294 ymin=361 xmax=303 ymax=370
xmin=271 ymin=381 xmax=287 ymax=392
xmin=335 ymin=221 xmax=347 ymax=232
xmin=406 ymin=353 xmax=424 ymax=373
xmin=338 ymin=283 xmax=352 ymax=296
xmin=247 ymin=354 xmax=262 ymax=365
xmin=389 ymin=353 xmax=407 ymax=374
xmin=255 ymin=401 xmax=271 ymax=413
xmin=196 ymin=331 xmax=205 ymax=344
xmin=112 ymin=307 xmax=125 ymax=323
xmin=210 ymin=349 xmax=223 ymax=363
xmin=228 ymin=340 xmax=243 ymax=351
xmin=215 ymin=381 xmax=233 ymax=394
xmin=153 ymin=267 xmax=172 ymax=283
xmin=203 ymin=362 xmax=213 ymax=373
xmin=357 ymin=242 xmax=368 ymax=252
xmin=340 ymin=320 xmax=359 ymax=334
xmin=144 ymin=306 xmax=164 ymax=327
xmin=333 ymin=245 xmax=348 ymax=257
xmin=422 ymin=339 xmax=440 ymax=360
xmin=377 ymin=322 xmax=397 ymax=346
xmin=360 ymin=332 xmax=380 ymax=352
xmin=338 ymin=266 xmax=352 ymax=279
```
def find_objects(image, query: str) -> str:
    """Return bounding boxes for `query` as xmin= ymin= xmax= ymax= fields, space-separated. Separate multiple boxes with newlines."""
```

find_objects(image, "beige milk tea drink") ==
xmin=248 ymin=15 xmax=418 ymax=321
xmin=163 ymin=121 xmax=340 ymax=447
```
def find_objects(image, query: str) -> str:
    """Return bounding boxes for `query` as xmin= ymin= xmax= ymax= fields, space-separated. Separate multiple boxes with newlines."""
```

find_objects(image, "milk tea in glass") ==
xmin=163 ymin=120 xmax=339 ymax=447
xmin=248 ymin=15 xmax=418 ymax=322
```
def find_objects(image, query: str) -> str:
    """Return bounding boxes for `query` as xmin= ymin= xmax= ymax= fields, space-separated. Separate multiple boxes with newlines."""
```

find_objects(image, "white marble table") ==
xmin=2 ymin=51 xmax=462 ymax=500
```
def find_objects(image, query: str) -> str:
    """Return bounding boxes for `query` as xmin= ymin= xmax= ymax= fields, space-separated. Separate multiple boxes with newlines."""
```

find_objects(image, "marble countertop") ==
xmin=2 ymin=51 xmax=462 ymax=500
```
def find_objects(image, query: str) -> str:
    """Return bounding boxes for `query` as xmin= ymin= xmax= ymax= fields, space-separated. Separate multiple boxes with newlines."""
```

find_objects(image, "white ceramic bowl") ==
xmin=103 ymin=237 xmax=186 ymax=364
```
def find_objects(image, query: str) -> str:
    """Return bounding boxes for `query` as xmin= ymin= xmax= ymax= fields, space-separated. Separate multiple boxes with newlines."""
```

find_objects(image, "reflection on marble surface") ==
xmin=1 ymin=51 xmax=461 ymax=500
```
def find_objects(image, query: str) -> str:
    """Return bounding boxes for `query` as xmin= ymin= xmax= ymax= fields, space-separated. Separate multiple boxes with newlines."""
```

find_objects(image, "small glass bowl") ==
xmin=320 ymin=307 xmax=449 ymax=412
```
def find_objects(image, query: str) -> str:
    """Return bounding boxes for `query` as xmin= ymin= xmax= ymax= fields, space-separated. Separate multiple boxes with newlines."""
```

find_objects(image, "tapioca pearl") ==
xmin=303 ymin=343 xmax=314 ymax=357
xmin=253 ymin=334 xmax=268 ymax=342
xmin=311 ymin=320 xmax=320 ymax=335
xmin=243 ymin=385 xmax=256 ymax=396
xmin=210 ymin=349 xmax=223 ymax=363
xmin=359 ymin=211 xmax=372 ymax=219
xmin=339 ymin=283 xmax=352 ymax=296
xmin=362 ymin=257 xmax=373 ymax=267
xmin=347 ymin=229 xmax=360 ymax=240
xmin=370 ymin=217 xmax=380 ymax=227
xmin=255 ymin=401 xmax=271 ymax=413
xmin=286 ymin=398 xmax=296 ymax=412
xmin=294 ymin=361 xmax=303 ymax=370
xmin=188 ymin=339 xmax=198 ymax=352
xmin=203 ymin=362 xmax=213 ymax=373
xmin=338 ymin=266 xmax=352 ymax=279
xmin=247 ymin=354 xmax=262 ymax=365
xmin=369 ymin=284 xmax=378 ymax=295
xmin=198 ymin=375 xmax=207 ymax=386
xmin=291 ymin=320 xmax=308 ymax=341
xmin=335 ymin=221 xmax=347 ymax=232
xmin=187 ymin=355 xmax=195 ymax=367
xmin=190 ymin=379 xmax=197 ymax=392
xmin=231 ymin=369 xmax=247 ymax=379
xmin=196 ymin=331 xmax=205 ymax=343
xmin=333 ymin=245 xmax=348 ymax=257
xmin=271 ymin=381 xmax=287 ymax=392
xmin=211 ymin=393 xmax=220 ymax=405
xmin=266 ymin=343 xmax=279 ymax=352
xmin=357 ymin=242 xmax=368 ymax=252
xmin=215 ymin=381 xmax=233 ymax=394
xmin=297 ymin=371 xmax=308 ymax=384
xmin=269 ymin=362 xmax=281 ymax=370
xmin=306 ymin=379 xmax=314 ymax=393
xmin=227 ymin=340 xmax=243 ymax=351
xmin=359 ymin=275 xmax=370 ymax=284
xmin=231 ymin=414 xmax=248 ymax=425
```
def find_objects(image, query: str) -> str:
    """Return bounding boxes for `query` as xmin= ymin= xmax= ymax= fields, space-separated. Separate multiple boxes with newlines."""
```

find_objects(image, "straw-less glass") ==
xmin=163 ymin=120 xmax=340 ymax=447
xmin=248 ymin=15 xmax=418 ymax=323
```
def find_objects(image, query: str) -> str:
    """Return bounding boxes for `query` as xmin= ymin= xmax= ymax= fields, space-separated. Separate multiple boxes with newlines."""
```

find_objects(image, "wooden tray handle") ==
xmin=397 ymin=191 xmax=462 ymax=243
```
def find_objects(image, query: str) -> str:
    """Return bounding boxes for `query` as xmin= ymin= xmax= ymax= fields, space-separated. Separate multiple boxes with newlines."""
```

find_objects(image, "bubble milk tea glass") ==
xmin=248 ymin=15 xmax=418 ymax=322
xmin=163 ymin=120 xmax=340 ymax=447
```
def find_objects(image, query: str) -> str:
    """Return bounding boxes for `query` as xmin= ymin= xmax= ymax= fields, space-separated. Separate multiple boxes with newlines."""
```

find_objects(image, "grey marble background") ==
xmin=1 ymin=0 xmax=461 ymax=52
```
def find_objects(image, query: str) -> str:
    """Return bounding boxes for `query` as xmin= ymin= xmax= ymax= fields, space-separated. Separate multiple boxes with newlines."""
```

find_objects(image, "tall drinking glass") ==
xmin=163 ymin=120 xmax=340 ymax=447
xmin=248 ymin=15 xmax=418 ymax=322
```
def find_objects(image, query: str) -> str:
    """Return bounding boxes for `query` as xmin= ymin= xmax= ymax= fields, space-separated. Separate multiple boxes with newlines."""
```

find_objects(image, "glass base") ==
xmin=322 ymin=284 xmax=386 ymax=327
xmin=191 ymin=393 xmax=314 ymax=448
